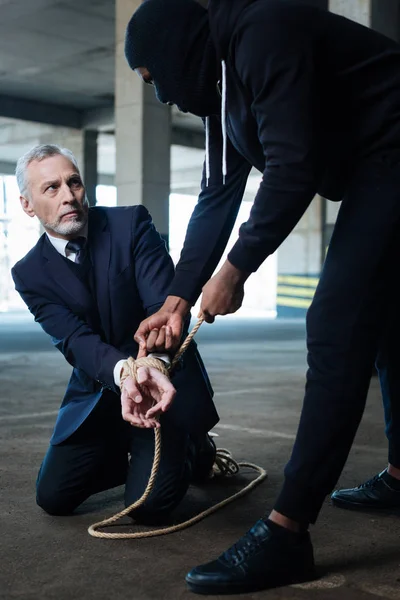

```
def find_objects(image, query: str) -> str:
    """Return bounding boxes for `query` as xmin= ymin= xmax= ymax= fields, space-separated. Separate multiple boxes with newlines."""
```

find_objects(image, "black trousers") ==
xmin=36 ymin=392 xmax=196 ymax=523
xmin=275 ymin=155 xmax=400 ymax=524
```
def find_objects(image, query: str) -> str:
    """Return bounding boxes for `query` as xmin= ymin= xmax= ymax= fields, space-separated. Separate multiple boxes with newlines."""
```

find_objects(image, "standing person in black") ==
xmin=126 ymin=0 xmax=400 ymax=594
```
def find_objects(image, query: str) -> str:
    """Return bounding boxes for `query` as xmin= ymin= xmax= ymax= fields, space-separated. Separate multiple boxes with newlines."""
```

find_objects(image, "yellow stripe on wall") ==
xmin=277 ymin=286 xmax=315 ymax=298
xmin=276 ymin=296 xmax=312 ymax=309
xmin=277 ymin=275 xmax=319 ymax=288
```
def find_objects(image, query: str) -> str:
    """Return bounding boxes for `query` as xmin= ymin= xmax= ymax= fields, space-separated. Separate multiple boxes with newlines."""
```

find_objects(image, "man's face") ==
xmin=135 ymin=66 xmax=188 ymax=112
xmin=20 ymin=155 xmax=89 ymax=239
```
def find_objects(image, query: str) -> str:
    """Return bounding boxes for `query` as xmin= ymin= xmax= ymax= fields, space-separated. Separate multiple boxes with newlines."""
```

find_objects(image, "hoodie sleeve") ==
xmin=168 ymin=115 xmax=252 ymax=304
xmin=227 ymin=12 xmax=323 ymax=273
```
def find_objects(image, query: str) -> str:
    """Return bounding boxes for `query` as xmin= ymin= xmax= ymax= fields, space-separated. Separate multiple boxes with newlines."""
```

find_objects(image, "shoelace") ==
xmin=224 ymin=529 xmax=260 ymax=566
xmin=357 ymin=472 xmax=382 ymax=489
xmin=211 ymin=448 xmax=240 ymax=478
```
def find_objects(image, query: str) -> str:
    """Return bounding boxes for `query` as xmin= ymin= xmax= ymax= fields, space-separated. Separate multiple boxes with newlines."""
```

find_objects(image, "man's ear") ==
xmin=20 ymin=195 xmax=35 ymax=218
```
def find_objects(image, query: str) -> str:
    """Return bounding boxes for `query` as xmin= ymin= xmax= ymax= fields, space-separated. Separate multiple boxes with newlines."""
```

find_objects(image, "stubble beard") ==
xmin=43 ymin=198 xmax=89 ymax=236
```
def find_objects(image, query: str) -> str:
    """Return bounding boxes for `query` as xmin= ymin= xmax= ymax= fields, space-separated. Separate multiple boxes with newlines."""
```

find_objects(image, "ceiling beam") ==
xmin=0 ymin=95 xmax=83 ymax=129
xmin=0 ymin=97 xmax=205 ymax=149
xmin=82 ymin=105 xmax=115 ymax=130
xmin=0 ymin=97 xmax=114 ymax=132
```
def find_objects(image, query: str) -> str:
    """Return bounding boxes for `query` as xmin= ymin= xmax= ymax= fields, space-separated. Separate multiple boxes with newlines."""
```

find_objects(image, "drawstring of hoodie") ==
xmin=205 ymin=60 xmax=227 ymax=187
xmin=221 ymin=60 xmax=227 ymax=184
xmin=205 ymin=116 xmax=211 ymax=186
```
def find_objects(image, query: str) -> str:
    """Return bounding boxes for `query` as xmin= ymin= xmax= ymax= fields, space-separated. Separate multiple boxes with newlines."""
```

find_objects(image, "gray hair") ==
xmin=15 ymin=144 xmax=80 ymax=197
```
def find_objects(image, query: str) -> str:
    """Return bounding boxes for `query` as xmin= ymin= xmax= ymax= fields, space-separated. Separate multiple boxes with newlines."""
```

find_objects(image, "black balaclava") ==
xmin=125 ymin=0 xmax=220 ymax=117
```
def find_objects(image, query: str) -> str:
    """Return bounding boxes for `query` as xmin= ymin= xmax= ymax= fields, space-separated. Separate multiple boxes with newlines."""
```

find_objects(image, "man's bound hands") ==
xmin=121 ymin=366 xmax=176 ymax=428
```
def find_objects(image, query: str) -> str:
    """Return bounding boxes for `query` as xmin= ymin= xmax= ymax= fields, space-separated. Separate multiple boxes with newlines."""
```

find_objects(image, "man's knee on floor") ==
xmin=36 ymin=483 xmax=79 ymax=516
xmin=124 ymin=490 xmax=178 ymax=525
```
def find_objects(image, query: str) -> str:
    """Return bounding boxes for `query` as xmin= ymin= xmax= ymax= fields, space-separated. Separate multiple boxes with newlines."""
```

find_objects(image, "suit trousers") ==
xmin=274 ymin=154 xmax=400 ymax=524
xmin=36 ymin=391 xmax=195 ymax=523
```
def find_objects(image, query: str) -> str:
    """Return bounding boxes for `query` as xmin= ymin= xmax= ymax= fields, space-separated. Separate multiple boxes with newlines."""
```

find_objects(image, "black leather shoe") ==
xmin=185 ymin=520 xmax=315 ymax=595
xmin=331 ymin=470 xmax=400 ymax=510
xmin=191 ymin=434 xmax=216 ymax=484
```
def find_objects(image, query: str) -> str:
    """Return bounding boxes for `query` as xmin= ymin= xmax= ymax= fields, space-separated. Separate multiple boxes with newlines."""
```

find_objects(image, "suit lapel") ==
xmin=87 ymin=210 xmax=112 ymax=341
xmin=42 ymin=236 xmax=93 ymax=309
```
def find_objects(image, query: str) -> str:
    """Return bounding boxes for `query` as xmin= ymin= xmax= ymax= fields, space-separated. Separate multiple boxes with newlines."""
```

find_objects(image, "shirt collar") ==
xmin=46 ymin=226 xmax=88 ymax=258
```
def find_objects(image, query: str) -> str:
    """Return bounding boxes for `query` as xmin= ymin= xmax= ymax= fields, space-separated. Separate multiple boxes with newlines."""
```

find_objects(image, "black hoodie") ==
xmin=127 ymin=0 xmax=400 ymax=303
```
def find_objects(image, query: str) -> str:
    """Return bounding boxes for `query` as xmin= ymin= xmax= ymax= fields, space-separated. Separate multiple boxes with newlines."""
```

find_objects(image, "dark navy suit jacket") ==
xmin=12 ymin=206 xmax=218 ymax=445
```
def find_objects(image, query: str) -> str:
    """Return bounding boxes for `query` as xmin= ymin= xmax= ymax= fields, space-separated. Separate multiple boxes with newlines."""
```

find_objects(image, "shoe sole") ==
xmin=332 ymin=498 xmax=400 ymax=512
xmin=186 ymin=570 xmax=316 ymax=595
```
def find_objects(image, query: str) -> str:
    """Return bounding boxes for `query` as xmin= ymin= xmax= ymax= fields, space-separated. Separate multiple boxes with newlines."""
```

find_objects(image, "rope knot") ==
xmin=120 ymin=356 xmax=170 ymax=390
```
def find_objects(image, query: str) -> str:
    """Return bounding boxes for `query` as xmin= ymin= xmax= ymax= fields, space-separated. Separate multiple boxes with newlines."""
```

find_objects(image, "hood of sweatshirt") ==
xmin=124 ymin=0 xmax=221 ymax=117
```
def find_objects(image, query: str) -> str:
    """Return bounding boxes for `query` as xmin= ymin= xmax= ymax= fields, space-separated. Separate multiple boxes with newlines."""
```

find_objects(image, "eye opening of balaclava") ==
xmin=124 ymin=0 xmax=220 ymax=117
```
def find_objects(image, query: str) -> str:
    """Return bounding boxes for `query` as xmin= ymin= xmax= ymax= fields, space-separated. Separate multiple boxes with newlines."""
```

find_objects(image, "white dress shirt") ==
xmin=46 ymin=232 xmax=85 ymax=262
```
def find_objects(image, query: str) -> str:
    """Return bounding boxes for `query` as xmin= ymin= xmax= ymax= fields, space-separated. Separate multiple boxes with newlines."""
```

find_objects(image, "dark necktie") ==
xmin=64 ymin=236 xmax=102 ymax=334
xmin=66 ymin=237 xmax=86 ymax=265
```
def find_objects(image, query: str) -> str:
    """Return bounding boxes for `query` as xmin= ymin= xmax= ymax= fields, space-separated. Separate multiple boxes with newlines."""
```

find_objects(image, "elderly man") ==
xmin=12 ymin=144 xmax=218 ymax=523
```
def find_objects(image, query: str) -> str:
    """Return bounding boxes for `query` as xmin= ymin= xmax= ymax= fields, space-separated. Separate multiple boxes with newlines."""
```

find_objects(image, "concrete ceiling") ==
xmin=0 ymin=0 xmax=115 ymax=110
xmin=0 ymin=0 xmax=202 ymax=133
xmin=0 ymin=0 xmax=262 ymax=199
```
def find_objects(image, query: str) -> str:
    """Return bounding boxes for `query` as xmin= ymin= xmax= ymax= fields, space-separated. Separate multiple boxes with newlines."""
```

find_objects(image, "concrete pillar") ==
xmin=115 ymin=0 xmax=171 ymax=244
xmin=83 ymin=130 xmax=98 ymax=207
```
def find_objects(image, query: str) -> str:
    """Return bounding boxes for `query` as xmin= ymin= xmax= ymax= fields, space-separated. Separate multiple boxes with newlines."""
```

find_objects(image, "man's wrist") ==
xmin=114 ymin=358 xmax=128 ymax=388
xmin=164 ymin=295 xmax=192 ymax=317
xmin=220 ymin=260 xmax=250 ymax=285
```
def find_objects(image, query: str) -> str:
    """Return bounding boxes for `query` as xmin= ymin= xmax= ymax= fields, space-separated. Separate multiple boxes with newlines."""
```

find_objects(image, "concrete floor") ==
xmin=0 ymin=313 xmax=399 ymax=600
